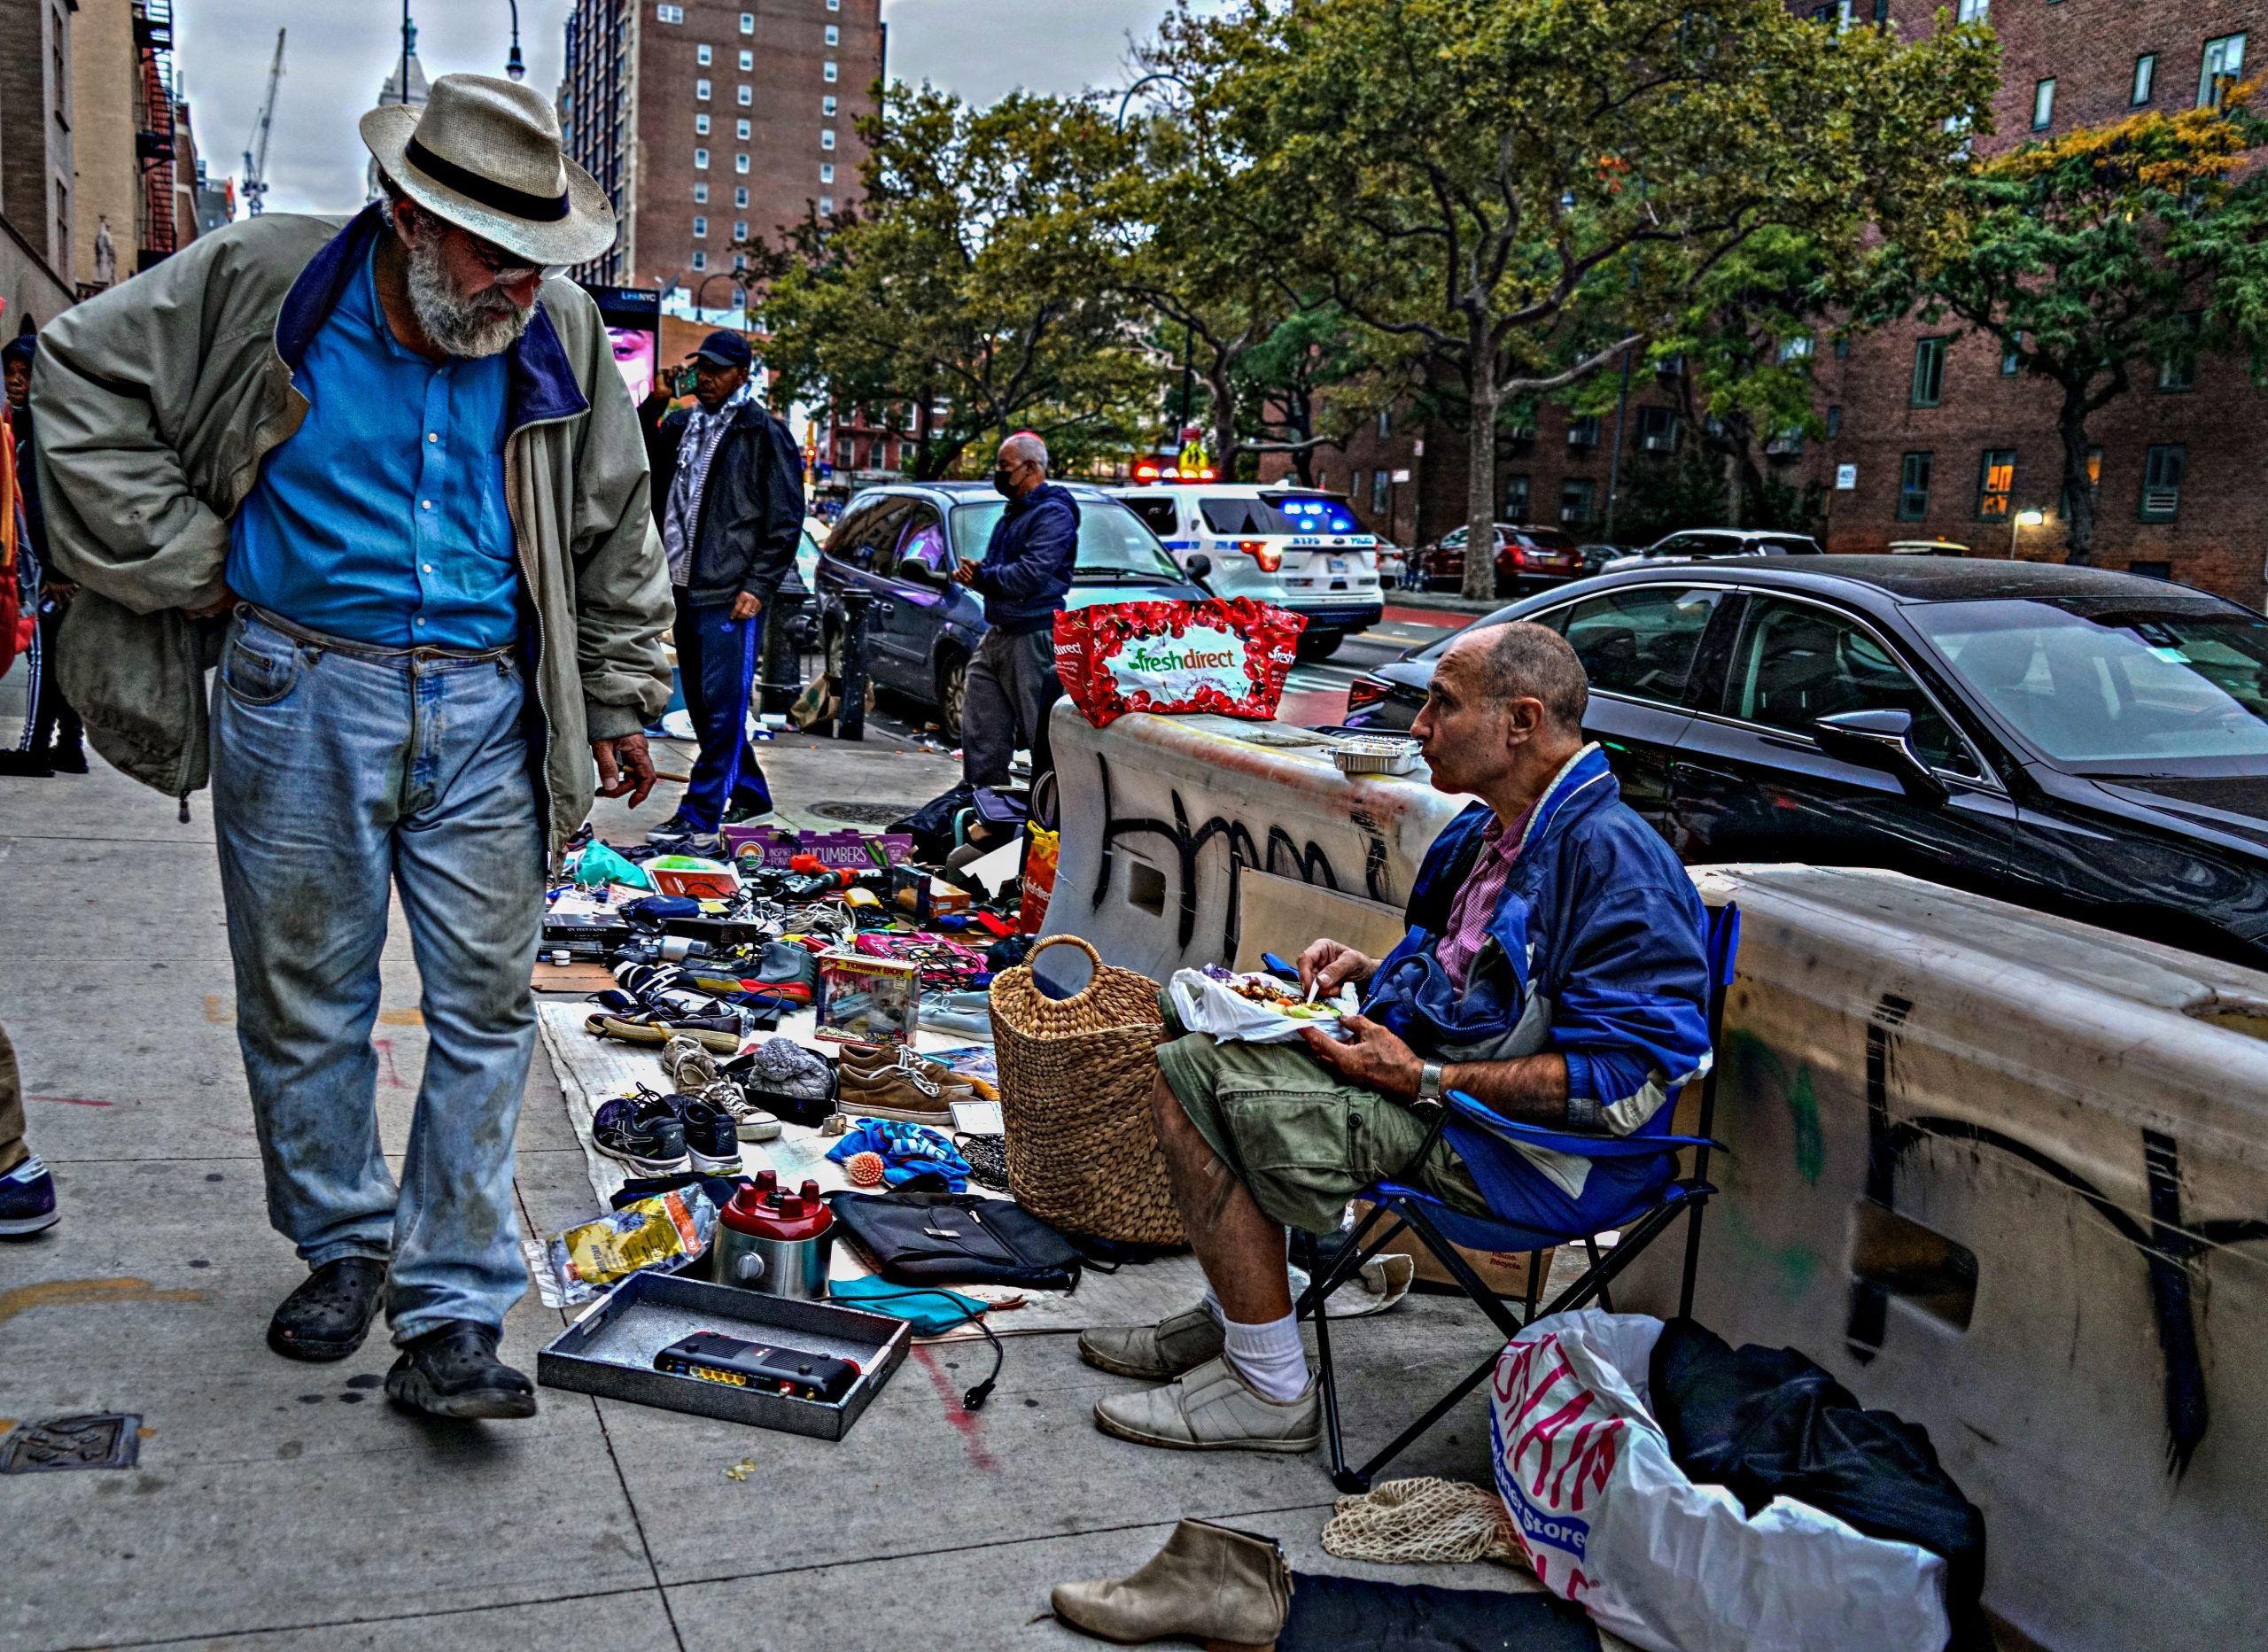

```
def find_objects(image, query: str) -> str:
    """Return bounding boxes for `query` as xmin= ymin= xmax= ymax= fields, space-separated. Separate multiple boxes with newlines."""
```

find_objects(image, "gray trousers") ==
xmin=962 ymin=625 xmax=1062 ymax=789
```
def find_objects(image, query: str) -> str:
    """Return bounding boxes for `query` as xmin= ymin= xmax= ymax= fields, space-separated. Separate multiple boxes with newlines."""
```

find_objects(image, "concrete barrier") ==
xmin=1043 ymin=702 xmax=1466 ymax=981
xmin=1049 ymin=704 xmax=2268 ymax=1645
xmin=1612 ymin=865 xmax=2268 ymax=1651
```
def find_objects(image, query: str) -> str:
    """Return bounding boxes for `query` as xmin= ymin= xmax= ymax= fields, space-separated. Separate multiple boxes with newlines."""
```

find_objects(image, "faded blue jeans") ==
xmin=211 ymin=607 xmax=543 ymax=1341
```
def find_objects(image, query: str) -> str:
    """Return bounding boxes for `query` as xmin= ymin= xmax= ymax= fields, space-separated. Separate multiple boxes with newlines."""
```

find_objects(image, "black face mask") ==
xmin=991 ymin=467 xmax=1018 ymax=498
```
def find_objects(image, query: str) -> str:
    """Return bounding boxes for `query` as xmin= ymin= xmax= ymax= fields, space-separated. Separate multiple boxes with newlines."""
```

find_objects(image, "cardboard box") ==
xmin=1349 ymin=1198 xmax=1552 ymax=1299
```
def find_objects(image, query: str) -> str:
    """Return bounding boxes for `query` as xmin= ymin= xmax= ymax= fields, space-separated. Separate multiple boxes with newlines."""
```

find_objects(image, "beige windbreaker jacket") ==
xmin=30 ymin=206 xmax=672 ymax=849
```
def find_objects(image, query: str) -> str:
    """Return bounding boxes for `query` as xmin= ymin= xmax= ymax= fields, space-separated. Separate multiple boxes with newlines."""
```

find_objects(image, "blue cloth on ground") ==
xmin=827 ymin=1119 xmax=972 ymax=1192
xmin=828 ymin=1276 xmax=987 ymax=1334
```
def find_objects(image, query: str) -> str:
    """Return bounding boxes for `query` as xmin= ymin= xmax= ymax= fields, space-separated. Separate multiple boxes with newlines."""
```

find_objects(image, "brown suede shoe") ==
xmin=1052 ymin=1518 xmax=1291 ymax=1648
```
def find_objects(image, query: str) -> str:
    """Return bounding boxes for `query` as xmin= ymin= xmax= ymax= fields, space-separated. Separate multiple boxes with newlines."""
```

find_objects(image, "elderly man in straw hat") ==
xmin=30 ymin=77 xmax=671 ymax=1418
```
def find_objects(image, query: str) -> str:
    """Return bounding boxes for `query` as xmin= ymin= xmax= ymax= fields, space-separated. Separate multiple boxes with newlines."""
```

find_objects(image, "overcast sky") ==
xmin=174 ymin=1 xmax=1207 ymax=219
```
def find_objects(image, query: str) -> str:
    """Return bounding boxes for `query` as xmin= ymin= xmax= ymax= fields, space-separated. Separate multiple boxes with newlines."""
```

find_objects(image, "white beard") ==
xmin=405 ymin=230 xmax=531 ymax=358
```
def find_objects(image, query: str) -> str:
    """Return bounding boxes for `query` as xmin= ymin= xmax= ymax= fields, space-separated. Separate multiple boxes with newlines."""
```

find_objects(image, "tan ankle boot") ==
xmin=1051 ymin=1517 xmax=1291 ymax=1649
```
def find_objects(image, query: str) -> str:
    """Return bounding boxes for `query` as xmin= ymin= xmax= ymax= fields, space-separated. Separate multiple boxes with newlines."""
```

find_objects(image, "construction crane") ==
xmin=242 ymin=28 xmax=285 ymax=217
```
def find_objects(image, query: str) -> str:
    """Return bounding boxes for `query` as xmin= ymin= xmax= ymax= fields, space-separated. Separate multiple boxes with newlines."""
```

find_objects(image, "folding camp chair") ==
xmin=1293 ymin=901 xmax=1741 ymax=1493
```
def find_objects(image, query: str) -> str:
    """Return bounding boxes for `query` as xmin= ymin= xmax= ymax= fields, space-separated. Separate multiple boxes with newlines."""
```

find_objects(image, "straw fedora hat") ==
xmin=360 ymin=74 xmax=616 ymax=268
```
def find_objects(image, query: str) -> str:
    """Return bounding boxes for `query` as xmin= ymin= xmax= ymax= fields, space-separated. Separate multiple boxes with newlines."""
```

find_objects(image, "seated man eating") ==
xmin=1081 ymin=622 xmax=1713 ymax=1454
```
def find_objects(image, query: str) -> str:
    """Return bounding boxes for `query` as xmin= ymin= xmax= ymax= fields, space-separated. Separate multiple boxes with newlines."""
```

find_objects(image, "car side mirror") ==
xmin=897 ymin=556 xmax=944 ymax=585
xmin=1812 ymin=709 xmax=1949 ymax=805
xmin=1184 ymin=553 xmax=1213 ymax=581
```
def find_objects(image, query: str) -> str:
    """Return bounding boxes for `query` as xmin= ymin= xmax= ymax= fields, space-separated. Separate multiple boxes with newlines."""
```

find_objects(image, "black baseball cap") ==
xmin=686 ymin=330 xmax=753 ymax=370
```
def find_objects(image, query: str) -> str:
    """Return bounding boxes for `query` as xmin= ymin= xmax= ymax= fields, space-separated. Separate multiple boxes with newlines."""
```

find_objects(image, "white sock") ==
xmin=1200 ymin=1284 xmax=1224 ymax=1325
xmin=1222 ymin=1312 xmax=1309 ymax=1402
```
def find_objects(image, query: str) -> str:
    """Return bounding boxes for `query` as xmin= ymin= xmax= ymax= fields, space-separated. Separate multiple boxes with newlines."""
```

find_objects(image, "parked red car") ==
xmin=1419 ymin=523 xmax=1586 ymax=593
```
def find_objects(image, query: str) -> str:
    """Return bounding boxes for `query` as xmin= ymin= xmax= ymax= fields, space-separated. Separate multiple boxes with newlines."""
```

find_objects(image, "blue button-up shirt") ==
xmin=229 ymin=242 xmax=519 ymax=649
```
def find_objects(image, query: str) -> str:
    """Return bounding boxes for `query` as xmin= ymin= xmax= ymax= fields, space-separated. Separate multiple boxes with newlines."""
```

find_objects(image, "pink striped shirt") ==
xmin=1435 ymin=805 xmax=1534 ymax=996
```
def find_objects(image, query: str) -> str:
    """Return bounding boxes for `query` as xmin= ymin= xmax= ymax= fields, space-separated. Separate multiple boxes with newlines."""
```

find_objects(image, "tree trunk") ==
xmin=2057 ymin=392 xmax=2097 ymax=565
xmin=1210 ymin=357 xmax=1239 ymax=485
xmin=1460 ymin=354 xmax=1501 ymax=603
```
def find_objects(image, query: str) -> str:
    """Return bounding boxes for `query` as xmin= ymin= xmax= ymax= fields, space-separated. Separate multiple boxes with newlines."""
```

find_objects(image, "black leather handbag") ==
xmin=827 ymin=1190 xmax=1083 ymax=1291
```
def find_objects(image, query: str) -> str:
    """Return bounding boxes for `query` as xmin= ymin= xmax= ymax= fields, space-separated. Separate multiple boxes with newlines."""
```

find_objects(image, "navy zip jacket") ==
xmin=1363 ymin=743 xmax=1713 ymax=1198
xmin=656 ymin=400 xmax=807 ymax=608
xmin=968 ymin=482 xmax=1078 ymax=635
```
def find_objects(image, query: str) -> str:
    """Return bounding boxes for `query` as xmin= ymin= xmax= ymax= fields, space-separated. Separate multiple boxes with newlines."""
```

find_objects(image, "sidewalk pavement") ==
xmin=0 ymin=739 xmax=1562 ymax=1651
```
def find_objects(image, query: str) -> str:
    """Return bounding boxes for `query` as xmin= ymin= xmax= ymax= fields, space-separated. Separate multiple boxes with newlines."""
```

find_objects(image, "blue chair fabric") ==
xmin=1293 ymin=902 xmax=1742 ymax=1493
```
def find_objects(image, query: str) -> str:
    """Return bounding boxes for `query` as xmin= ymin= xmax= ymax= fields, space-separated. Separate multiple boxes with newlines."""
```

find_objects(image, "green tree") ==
xmin=1873 ymin=87 xmax=2268 ymax=563
xmin=1172 ymin=0 xmax=1993 ymax=597
xmin=750 ymin=85 xmax=1162 ymax=480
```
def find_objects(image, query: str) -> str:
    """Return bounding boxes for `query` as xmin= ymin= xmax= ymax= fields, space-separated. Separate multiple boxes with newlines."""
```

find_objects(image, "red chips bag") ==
xmin=1052 ymin=599 xmax=1306 ymax=728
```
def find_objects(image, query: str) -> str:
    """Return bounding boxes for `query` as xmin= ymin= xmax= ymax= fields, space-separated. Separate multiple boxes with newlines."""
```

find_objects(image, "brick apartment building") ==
xmin=1282 ymin=2 xmax=2268 ymax=608
xmin=558 ymin=0 xmax=884 ymax=304
xmin=1813 ymin=0 xmax=2266 ymax=607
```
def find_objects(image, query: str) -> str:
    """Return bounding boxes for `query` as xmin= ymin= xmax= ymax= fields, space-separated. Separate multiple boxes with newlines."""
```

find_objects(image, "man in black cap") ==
xmin=647 ymin=330 xmax=806 ymax=848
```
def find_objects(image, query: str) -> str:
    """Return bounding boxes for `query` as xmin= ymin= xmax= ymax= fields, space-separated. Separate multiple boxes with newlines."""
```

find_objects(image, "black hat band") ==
xmin=406 ymin=136 xmax=570 ymax=224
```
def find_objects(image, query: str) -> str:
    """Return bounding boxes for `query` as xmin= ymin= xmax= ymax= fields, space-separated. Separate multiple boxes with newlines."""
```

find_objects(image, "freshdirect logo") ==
xmin=1122 ymin=642 xmax=1238 ymax=673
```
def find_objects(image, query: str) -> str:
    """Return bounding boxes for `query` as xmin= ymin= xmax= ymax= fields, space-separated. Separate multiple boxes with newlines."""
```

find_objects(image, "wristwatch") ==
xmin=1416 ymin=1061 xmax=1445 ymax=1105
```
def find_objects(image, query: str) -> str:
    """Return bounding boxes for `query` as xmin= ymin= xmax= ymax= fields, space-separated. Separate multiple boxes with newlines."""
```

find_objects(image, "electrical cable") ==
xmin=842 ymin=1284 xmax=1004 ymax=1410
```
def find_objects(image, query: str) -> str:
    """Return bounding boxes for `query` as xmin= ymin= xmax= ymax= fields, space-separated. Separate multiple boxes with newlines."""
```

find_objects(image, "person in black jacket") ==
xmin=951 ymin=431 xmax=1078 ymax=788
xmin=0 ymin=332 xmax=83 ymax=779
xmin=648 ymin=330 xmax=805 ymax=846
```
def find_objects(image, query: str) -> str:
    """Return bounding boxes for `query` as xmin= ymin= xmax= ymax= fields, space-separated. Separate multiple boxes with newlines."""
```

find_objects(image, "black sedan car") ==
xmin=1342 ymin=559 xmax=2268 ymax=970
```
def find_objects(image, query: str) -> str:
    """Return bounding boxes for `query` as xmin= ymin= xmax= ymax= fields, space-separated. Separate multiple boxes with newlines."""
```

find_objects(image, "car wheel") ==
xmin=936 ymin=650 xmax=968 ymax=740
xmin=1297 ymin=629 xmax=1345 ymax=661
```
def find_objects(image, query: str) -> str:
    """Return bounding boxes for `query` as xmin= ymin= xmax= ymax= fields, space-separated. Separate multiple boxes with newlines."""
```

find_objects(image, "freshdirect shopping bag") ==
xmin=1490 ymin=1310 xmax=1952 ymax=1652
xmin=1052 ymin=598 xmax=1304 ymax=727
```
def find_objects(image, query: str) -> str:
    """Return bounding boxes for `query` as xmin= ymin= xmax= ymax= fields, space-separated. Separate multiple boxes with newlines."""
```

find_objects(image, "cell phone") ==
xmin=654 ymin=1330 xmax=862 ymax=1403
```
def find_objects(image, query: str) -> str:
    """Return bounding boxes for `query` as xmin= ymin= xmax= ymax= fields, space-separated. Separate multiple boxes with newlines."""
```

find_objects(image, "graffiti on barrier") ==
xmin=1846 ymin=990 xmax=2268 ymax=1476
xmin=1086 ymin=751 xmax=1391 ymax=952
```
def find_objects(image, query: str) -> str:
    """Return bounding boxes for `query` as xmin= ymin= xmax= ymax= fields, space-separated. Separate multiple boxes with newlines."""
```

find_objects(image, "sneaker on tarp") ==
xmin=593 ymin=1092 xmax=689 ymax=1175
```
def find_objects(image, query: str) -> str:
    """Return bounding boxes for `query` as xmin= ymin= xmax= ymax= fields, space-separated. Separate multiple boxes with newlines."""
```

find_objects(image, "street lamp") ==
xmin=2009 ymin=507 xmax=2046 ymax=559
xmin=504 ymin=0 xmax=525 ymax=81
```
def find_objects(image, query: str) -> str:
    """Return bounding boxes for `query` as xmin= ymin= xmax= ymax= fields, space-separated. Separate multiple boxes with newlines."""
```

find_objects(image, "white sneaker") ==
xmin=1092 ymin=1356 xmax=1321 ymax=1454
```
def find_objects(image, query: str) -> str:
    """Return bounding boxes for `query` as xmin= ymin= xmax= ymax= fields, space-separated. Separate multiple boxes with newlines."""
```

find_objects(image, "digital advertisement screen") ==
xmin=607 ymin=326 xmax=656 ymax=403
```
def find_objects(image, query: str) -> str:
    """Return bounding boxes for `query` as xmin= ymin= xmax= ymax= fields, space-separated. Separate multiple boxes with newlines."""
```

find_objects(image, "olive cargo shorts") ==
xmin=1153 ymin=998 xmax=1487 ymax=1236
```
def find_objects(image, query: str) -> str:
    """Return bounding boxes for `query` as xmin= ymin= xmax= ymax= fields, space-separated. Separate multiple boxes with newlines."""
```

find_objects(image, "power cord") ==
xmin=849 ymin=1284 xmax=1004 ymax=1411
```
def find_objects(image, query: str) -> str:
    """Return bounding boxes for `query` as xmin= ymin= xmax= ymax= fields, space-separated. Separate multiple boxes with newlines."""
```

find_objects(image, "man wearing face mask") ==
xmin=951 ymin=431 xmax=1078 ymax=787
xmin=29 ymin=78 xmax=671 ymax=1420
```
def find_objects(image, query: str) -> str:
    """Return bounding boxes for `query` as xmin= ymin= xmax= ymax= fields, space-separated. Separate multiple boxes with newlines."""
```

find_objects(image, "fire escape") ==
xmin=133 ymin=1 xmax=178 ymax=269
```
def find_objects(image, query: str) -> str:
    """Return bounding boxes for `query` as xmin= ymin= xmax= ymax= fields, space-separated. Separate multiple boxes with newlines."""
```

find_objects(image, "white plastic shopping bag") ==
xmin=1166 ymin=967 xmax=1356 ymax=1043
xmin=1490 ymin=1309 xmax=1951 ymax=1652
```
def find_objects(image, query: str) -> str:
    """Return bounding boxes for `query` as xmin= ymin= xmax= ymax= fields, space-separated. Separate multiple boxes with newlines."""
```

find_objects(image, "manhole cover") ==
xmin=0 ymin=1413 xmax=142 ymax=1473
xmin=808 ymin=801 xmax=920 ymax=826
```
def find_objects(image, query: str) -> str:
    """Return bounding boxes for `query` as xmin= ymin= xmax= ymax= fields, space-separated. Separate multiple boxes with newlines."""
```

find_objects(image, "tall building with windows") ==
xmin=558 ymin=0 xmax=884 ymax=305
xmin=1804 ymin=0 xmax=2268 ymax=604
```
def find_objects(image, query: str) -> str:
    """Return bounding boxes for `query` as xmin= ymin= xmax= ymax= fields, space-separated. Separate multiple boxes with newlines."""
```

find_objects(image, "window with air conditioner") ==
xmin=692 ymin=215 xmax=707 ymax=237
xmin=1898 ymin=452 xmax=1933 ymax=519
xmin=734 ymin=220 xmax=748 ymax=239
xmin=695 ymin=113 xmax=711 ymax=135
xmin=1560 ymin=478 xmax=1596 ymax=524
xmin=819 ymin=195 xmax=835 ymax=214
xmin=821 ymin=128 xmax=836 ymax=150
xmin=735 ymin=152 xmax=750 ymax=173
xmin=739 ymin=85 xmax=752 ymax=105
xmin=695 ymin=78 xmax=711 ymax=100
xmin=735 ymin=186 xmax=749 ymax=207
xmin=2201 ymin=35 xmax=2247 ymax=109
xmin=824 ymin=60 xmax=839 ymax=82
xmin=2140 ymin=445 xmax=2186 ymax=520
xmin=737 ymin=119 xmax=751 ymax=139
xmin=1567 ymin=415 xmax=1601 ymax=447
xmin=1976 ymin=449 xmax=2015 ymax=519
xmin=741 ymin=49 xmax=754 ymax=70
xmin=697 ymin=43 xmax=712 ymax=65
xmin=826 ymin=26 xmax=840 ymax=45
xmin=1637 ymin=406 xmax=1678 ymax=453
xmin=693 ymin=182 xmax=708 ymax=203
xmin=694 ymin=147 xmax=709 ymax=169
xmin=824 ymin=96 xmax=838 ymax=116
xmin=819 ymin=163 xmax=835 ymax=183
xmin=740 ymin=12 xmax=754 ymax=34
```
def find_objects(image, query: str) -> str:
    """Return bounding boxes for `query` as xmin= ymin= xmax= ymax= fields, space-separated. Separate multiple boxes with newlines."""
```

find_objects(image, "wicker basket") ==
xmin=988 ymin=935 xmax=1184 ymax=1245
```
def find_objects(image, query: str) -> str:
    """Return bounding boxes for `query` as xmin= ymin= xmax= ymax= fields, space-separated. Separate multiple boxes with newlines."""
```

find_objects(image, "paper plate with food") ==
xmin=1167 ymin=965 xmax=1360 ymax=1044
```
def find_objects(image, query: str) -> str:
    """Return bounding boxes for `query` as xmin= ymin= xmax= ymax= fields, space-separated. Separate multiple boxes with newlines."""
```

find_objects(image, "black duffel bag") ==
xmin=827 ymin=1190 xmax=1082 ymax=1291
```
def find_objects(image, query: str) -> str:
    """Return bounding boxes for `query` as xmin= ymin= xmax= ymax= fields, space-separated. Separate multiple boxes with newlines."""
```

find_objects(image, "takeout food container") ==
xmin=1331 ymin=736 xmax=1423 ymax=776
